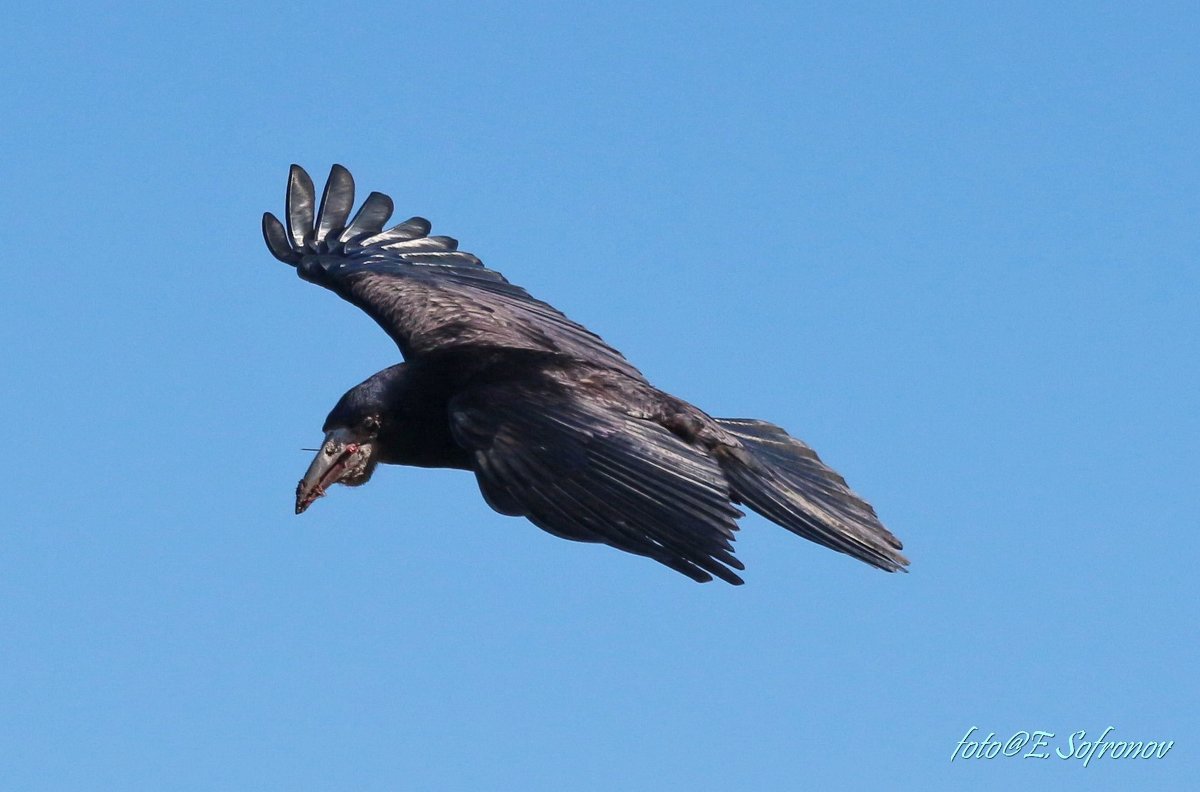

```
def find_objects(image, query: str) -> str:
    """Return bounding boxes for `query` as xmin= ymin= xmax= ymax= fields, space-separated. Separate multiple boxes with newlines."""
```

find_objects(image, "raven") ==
xmin=263 ymin=165 xmax=907 ymax=584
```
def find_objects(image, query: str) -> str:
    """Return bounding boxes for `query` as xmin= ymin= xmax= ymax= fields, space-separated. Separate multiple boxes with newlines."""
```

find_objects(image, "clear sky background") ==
xmin=1 ymin=2 xmax=1196 ymax=790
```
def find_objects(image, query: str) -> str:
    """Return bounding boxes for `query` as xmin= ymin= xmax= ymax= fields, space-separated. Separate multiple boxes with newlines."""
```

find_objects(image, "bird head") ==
xmin=293 ymin=363 xmax=466 ymax=513
xmin=295 ymin=381 xmax=391 ymax=514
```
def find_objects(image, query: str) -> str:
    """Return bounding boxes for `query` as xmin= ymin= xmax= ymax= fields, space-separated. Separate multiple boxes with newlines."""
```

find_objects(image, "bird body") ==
xmin=264 ymin=165 xmax=908 ymax=584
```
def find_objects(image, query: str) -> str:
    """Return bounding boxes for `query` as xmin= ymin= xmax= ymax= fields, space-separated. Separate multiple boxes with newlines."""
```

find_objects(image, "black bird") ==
xmin=262 ymin=165 xmax=908 ymax=584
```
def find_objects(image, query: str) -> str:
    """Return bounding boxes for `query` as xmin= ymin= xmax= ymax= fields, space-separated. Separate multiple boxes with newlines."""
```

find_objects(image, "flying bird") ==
xmin=262 ymin=165 xmax=908 ymax=584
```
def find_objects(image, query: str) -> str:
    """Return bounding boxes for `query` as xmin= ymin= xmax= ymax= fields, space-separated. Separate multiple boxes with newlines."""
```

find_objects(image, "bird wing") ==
xmin=263 ymin=164 xmax=643 ymax=379
xmin=448 ymin=378 xmax=748 ymax=584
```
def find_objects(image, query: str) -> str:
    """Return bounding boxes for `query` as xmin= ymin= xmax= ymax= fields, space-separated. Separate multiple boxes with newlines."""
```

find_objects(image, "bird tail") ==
xmin=714 ymin=418 xmax=908 ymax=572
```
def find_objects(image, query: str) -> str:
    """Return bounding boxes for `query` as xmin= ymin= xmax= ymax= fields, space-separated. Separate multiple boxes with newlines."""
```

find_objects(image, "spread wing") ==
xmin=448 ymin=379 xmax=748 ymax=584
xmin=263 ymin=164 xmax=643 ymax=379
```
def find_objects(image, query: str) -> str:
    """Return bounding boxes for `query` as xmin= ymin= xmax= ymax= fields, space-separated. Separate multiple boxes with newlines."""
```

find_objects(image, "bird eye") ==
xmin=363 ymin=416 xmax=381 ymax=432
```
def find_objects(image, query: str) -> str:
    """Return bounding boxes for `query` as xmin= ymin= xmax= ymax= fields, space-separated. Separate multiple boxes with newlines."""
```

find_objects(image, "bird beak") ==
xmin=295 ymin=429 xmax=363 ymax=514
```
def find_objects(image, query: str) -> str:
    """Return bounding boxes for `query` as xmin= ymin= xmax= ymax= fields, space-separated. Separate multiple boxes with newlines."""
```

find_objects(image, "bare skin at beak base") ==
xmin=295 ymin=429 xmax=375 ymax=514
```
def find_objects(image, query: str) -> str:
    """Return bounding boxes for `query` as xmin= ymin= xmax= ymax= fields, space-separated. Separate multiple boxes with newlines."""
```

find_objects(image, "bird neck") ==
xmin=376 ymin=362 xmax=473 ymax=471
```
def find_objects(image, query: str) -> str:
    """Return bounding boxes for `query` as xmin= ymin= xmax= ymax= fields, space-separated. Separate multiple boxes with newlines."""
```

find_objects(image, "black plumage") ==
xmin=263 ymin=165 xmax=908 ymax=584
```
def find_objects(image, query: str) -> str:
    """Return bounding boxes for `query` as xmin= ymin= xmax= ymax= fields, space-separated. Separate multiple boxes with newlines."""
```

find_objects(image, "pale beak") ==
xmin=295 ymin=429 xmax=364 ymax=514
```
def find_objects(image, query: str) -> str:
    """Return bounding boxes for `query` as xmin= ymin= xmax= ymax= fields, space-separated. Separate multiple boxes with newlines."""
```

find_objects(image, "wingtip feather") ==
xmin=316 ymin=164 xmax=355 ymax=243
xmin=262 ymin=212 xmax=300 ymax=264
xmin=286 ymin=165 xmax=316 ymax=250
xmin=341 ymin=191 xmax=395 ymax=242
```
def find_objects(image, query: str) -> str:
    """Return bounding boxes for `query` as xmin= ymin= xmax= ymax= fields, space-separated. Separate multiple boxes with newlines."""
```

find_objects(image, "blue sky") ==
xmin=1 ymin=2 xmax=1196 ymax=790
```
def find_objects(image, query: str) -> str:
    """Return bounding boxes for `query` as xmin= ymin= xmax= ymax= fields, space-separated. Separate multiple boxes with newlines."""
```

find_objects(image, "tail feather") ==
xmin=715 ymin=418 xmax=908 ymax=572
